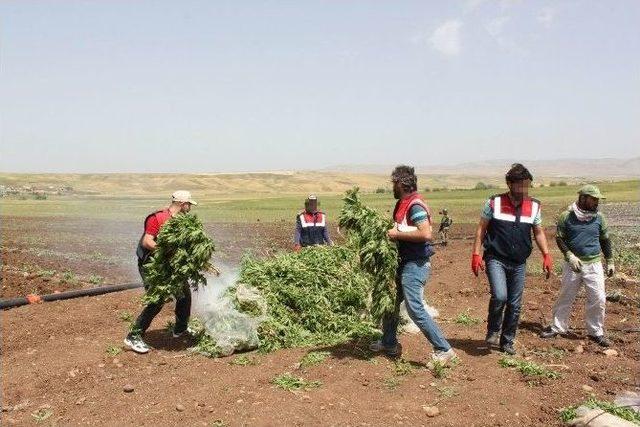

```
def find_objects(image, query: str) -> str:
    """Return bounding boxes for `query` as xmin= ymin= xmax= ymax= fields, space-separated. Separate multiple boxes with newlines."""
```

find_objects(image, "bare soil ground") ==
xmin=1 ymin=219 xmax=639 ymax=426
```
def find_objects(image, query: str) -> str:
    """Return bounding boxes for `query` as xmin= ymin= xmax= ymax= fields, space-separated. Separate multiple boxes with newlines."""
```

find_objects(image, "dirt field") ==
xmin=1 ymin=219 xmax=639 ymax=426
xmin=1 ymin=218 xmax=291 ymax=299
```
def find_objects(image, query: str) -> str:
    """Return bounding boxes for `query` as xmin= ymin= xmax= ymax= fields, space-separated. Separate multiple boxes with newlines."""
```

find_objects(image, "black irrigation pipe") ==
xmin=0 ymin=282 xmax=144 ymax=310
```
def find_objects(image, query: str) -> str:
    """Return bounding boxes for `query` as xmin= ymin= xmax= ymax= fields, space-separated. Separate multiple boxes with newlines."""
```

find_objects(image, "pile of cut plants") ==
xmin=142 ymin=189 xmax=400 ymax=357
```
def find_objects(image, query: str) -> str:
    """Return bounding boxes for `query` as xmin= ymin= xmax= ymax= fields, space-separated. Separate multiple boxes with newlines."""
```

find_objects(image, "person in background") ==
xmin=293 ymin=194 xmax=332 ymax=250
xmin=471 ymin=163 xmax=552 ymax=355
xmin=539 ymin=185 xmax=614 ymax=347
xmin=438 ymin=208 xmax=453 ymax=245
xmin=124 ymin=190 xmax=197 ymax=354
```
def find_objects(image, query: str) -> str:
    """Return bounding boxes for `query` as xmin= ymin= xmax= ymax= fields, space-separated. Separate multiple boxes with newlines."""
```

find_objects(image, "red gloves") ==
xmin=542 ymin=253 xmax=553 ymax=279
xmin=471 ymin=253 xmax=485 ymax=277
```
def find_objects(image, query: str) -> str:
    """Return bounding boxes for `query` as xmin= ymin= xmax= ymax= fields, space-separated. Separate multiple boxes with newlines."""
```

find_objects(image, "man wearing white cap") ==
xmin=540 ymin=185 xmax=614 ymax=347
xmin=125 ymin=190 xmax=198 ymax=354
xmin=294 ymin=194 xmax=332 ymax=250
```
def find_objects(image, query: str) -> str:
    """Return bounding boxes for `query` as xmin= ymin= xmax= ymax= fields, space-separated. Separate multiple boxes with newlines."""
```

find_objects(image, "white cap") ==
xmin=172 ymin=190 xmax=197 ymax=205
xmin=307 ymin=194 xmax=318 ymax=201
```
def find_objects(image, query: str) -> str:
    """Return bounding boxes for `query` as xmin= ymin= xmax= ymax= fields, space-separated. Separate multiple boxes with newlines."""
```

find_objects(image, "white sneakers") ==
xmin=427 ymin=348 xmax=458 ymax=368
xmin=369 ymin=340 xmax=459 ymax=366
xmin=125 ymin=326 xmax=194 ymax=354
xmin=124 ymin=334 xmax=150 ymax=354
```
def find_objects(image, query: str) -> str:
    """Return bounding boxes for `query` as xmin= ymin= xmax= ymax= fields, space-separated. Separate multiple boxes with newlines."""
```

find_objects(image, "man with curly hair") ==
xmin=370 ymin=165 xmax=457 ymax=365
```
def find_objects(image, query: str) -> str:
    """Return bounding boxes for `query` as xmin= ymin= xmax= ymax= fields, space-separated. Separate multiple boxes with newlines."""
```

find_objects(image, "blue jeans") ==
xmin=485 ymin=257 xmax=526 ymax=346
xmin=381 ymin=259 xmax=451 ymax=352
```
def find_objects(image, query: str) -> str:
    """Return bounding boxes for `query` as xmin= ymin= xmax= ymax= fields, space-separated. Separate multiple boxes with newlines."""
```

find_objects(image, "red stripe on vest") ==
xmin=394 ymin=193 xmax=430 ymax=225
xmin=302 ymin=212 xmax=324 ymax=223
xmin=498 ymin=194 xmax=533 ymax=217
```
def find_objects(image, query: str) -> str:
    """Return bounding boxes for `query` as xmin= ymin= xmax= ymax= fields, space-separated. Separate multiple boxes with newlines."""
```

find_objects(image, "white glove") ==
xmin=606 ymin=261 xmax=615 ymax=277
xmin=567 ymin=252 xmax=583 ymax=273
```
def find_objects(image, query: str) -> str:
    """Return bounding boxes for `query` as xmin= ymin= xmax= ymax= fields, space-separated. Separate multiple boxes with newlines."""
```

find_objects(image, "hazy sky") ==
xmin=1 ymin=1 xmax=638 ymax=173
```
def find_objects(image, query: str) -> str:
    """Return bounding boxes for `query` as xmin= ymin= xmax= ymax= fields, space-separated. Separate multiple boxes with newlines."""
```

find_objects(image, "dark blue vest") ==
xmin=297 ymin=211 xmax=327 ymax=247
xmin=393 ymin=195 xmax=434 ymax=262
xmin=483 ymin=194 xmax=540 ymax=265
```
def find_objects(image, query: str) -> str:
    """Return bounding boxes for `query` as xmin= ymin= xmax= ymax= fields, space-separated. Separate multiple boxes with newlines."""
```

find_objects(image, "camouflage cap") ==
xmin=578 ymin=184 xmax=605 ymax=199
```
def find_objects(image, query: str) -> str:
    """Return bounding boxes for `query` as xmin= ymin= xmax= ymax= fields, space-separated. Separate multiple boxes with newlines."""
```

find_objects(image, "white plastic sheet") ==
xmin=191 ymin=267 xmax=263 ymax=356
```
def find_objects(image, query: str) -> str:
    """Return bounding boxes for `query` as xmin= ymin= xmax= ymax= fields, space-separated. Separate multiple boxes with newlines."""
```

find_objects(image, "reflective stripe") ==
xmin=492 ymin=196 xmax=540 ymax=224
xmin=492 ymin=197 xmax=516 ymax=222
xmin=299 ymin=213 xmax=326 ymax=228
xmin=521 ymin=201 xmax=540 ymax=225
xmin=397 ymin=224 xmax=418 ymax=232
xmin=396 ymin=199 xmax=430 ymax=232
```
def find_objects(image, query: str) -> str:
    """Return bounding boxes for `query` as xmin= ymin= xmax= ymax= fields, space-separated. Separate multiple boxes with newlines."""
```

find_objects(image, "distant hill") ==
xmin=0 ymin=172 xmax=403 ymax=197
xmin=1 ymin=158 xmax=637 ymax=197
xmin=0 ymin=171 xmax=517 ymax=197
xmin=326 ymin=157 xmax=640 ymax=179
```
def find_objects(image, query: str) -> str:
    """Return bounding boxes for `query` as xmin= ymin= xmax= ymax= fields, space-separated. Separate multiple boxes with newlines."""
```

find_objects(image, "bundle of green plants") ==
xmin=237 ymin=245 xmax=378 ymax=353
xmin=338 ymin=187 xmax=398 ymax=322
xmin=142 ymin=213 xmax=216 ymax=305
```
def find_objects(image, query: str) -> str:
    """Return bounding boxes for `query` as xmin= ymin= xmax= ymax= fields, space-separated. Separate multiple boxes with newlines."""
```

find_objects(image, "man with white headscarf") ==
xmin=540 ymin=184 xmax=615 ymax=347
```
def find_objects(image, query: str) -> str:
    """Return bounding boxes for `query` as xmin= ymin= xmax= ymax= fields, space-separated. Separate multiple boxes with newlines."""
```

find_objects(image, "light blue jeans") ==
xmin=382 ymin=259 xmax=451 ymax=352
xmin=485 ymin=256 xmax=526 ymax=346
